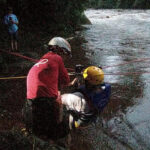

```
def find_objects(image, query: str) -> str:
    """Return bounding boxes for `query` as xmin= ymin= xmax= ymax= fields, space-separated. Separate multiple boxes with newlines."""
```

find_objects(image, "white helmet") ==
xmin=48 ymin=37 xmax=71 ymax=53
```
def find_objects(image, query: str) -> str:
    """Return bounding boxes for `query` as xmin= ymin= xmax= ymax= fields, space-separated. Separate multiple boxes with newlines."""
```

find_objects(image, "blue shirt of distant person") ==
xmin=4 ymin=13 xmax=19 ymax=34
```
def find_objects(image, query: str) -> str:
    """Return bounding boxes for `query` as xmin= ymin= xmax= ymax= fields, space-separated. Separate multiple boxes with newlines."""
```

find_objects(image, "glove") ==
xmin=74 ymin=121 xmax=79 ymax=128
xmin=74 ymin=120 xmax=82 ymax=128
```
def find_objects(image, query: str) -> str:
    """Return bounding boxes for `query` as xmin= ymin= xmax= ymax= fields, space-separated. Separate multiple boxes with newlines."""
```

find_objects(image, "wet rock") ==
xmin=0 ymin=130 xmax=67 ymax=150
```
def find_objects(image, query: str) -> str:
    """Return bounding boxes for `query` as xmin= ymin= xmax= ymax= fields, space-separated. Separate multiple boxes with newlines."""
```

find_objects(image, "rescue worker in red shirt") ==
xmin=24 ymin=37 xmax=76 ymax=140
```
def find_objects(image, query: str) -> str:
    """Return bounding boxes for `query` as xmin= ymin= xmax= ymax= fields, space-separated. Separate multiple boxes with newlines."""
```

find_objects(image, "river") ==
xmin=70 ymin=9 xmax=150 ymax=150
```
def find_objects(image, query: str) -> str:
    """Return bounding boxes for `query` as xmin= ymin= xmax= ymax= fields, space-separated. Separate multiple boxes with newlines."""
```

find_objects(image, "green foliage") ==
xmin=100 ymin=0 xmax=117 ymax=8
xmin=116 ymin=0 xmax=135 ymax=8
xmin=133 ymin=0 xmax=150 ymax=9
xmin=86 ymin=0 xmax=150 ymax=9
xmin=0 ymin=0 xmax=89 ymax=35
xmin=22 ymin=0 xmax=88 ymax=32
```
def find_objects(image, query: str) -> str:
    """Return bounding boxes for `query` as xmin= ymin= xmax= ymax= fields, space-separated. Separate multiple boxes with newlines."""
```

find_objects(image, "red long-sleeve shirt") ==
xmin=27 ymin=52 xmax=70 ymax=99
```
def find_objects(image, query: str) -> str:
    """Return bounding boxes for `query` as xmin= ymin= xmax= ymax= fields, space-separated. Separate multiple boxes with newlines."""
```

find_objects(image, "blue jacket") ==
xmin=78 ymin=83 xmax=111 ymax=112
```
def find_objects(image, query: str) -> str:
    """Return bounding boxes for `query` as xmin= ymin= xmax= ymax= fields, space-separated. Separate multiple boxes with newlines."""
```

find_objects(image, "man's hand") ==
xmin=68 ymin=77 xmax=78 ymax=86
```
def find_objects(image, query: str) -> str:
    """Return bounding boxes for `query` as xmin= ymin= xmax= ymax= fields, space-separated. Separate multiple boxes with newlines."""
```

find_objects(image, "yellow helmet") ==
xmin=83 ymin=66 xmax=104 ymax=85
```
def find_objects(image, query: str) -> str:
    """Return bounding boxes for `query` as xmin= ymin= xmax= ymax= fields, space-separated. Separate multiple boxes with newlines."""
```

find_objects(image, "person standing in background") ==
xmin=4 ymin=7 xmax=19 ymax=51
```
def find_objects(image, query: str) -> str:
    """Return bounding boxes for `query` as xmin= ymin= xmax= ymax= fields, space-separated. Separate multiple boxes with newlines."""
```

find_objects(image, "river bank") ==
xmin=0 ymin=14 xmax=90 ymax=149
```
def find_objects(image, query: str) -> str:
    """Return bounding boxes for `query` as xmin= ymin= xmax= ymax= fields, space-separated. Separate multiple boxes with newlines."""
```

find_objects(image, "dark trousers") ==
xmin=23 ymin=97 xmax=69 ymax=140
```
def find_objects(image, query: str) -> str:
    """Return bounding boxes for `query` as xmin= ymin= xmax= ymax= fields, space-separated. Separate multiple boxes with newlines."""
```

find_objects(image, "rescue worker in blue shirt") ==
xmin=61 ymin=66 xmax=111 ymax=129
xmin=4 ymin=7 xmax=19 ymax=51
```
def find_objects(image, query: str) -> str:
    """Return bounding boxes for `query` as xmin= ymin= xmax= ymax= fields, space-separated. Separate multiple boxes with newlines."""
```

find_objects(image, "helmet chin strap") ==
xmin=60 ymin=48 xmax=72 ymax=58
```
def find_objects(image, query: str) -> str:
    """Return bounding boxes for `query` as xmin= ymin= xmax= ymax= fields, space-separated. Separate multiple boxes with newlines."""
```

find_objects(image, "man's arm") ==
xmin=68 ymin=77 xmax=78 ymax=86
xmin=58 ymin=57 xmax=70 ymax=86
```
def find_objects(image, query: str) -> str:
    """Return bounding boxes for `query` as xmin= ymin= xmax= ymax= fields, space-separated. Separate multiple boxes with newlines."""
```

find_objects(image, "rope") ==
xmin=0 ymin=76 xmax=27 ymax=80
xmin=0 ymin=72 xmax=76 ymax=80
xmin=1 ymin=71 xmax=150 ymax=80
xmin=103 ymin=57 xmax=150 ymax=69
xmin=1 ymin=49 xmax=150 ymax=80
xmin=0 ymin=49 xmax=74 ymax=71
xmin=105 ymin=71 xmax=150 ymax=76
xmin=0 ymin=49 xmax=38 ymax=62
